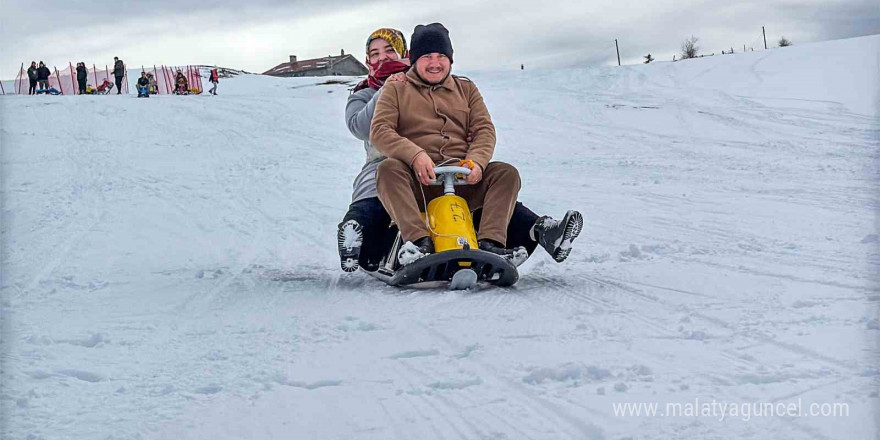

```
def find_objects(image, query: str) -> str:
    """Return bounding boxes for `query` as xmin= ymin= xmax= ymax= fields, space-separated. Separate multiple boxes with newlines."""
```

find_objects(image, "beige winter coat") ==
xmin=369 ymin=69 xmax=496 ymax=171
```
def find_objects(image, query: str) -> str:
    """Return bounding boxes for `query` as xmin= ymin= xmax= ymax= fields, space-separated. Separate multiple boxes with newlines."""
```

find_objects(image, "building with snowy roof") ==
xmin=262 ymin=50 xmax=368 ymax=77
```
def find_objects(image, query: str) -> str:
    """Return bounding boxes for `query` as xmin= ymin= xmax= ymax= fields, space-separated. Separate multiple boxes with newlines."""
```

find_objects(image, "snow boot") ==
xmin=478 ymin=239 xmax=528 ymax=266
xmin=337 ymin=219 xmax=363 ymax=272
xmin=398 ymin=236 xmax=434 ymax=266
xmin=534 ymin=211 xmax=583 ymax=262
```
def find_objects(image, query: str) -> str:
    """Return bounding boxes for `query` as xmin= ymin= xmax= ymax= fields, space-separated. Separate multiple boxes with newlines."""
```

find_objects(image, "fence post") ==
xmin=163 ymin=65 xmax=170 ymax=94
xmin=167 ymin=65 xmax=173 ymax=94
xmin=762 ymin=26 xmax=767 ymax=50
xmin=15 ymin=62 xmax=23 ymax=94
xmin=70 ymin=62 xmax=76 ymax=94
xmin=614 ymin=39 xmax=621 ymax=66
xmin=53 ymin=67 xmax=63 ymax=94
xmin=153 ymin=65 xmax=159 ymax=94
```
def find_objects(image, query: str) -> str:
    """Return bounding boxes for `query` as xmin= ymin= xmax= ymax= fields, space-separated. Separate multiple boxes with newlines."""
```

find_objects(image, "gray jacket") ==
xmin=345 ymin=87 xmax=386 ymax=202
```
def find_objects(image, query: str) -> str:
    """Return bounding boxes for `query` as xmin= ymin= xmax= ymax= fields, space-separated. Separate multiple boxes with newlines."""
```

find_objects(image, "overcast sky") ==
xmin=2 ymin=0 xmax=878 ymax=79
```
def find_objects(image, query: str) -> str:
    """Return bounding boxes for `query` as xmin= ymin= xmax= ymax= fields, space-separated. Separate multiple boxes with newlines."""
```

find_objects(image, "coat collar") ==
xmin=406 ymin=68 xmax=455 ymax=91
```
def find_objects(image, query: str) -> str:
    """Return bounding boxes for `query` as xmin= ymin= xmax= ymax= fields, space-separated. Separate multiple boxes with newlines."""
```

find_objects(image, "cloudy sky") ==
xmin=2 ymin=0 xmax=878 ymax=79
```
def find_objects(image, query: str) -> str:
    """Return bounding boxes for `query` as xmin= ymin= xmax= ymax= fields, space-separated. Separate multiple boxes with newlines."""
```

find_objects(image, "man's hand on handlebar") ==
xmin=459 ymin=159 xmax=482 ymax=185
xmin=413 ymin=152 xmax=436 ymax=186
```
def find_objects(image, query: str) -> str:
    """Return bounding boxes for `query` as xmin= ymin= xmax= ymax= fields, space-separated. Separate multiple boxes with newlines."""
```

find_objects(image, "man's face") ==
xmin=368 ymin=39 xmax=400 ymax=66
xmin=415 ymin=53 xmax=450 ymax=85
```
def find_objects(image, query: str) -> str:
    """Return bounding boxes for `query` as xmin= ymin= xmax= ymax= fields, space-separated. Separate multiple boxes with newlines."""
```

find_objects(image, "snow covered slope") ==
xmin=1 ymin=35 xmax=878 ymax=440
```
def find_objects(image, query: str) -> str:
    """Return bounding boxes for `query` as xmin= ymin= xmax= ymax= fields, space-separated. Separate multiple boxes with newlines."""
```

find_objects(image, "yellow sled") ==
xmin=373 ymin=166 xmax=518 ymax=290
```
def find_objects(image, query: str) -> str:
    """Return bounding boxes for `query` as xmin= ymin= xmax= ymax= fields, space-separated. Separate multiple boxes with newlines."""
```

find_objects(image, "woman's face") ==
xmin=367 ymin=38 xmax=400 ymax=66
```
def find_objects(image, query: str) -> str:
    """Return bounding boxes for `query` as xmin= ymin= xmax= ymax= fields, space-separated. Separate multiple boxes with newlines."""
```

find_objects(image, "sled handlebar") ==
xmin=433 ymin=166 xmax=472 ymax=176
xmin=431 ymin=166 xmax=472 ymax=194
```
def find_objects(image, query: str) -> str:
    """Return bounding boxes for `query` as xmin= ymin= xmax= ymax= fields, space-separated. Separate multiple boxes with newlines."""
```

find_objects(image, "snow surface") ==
xmin=2 ymin=35 xmax=879 ymax=439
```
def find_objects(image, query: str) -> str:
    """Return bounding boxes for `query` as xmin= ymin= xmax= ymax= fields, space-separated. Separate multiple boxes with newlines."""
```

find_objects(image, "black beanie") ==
xmin=409 ymin=23 xmax=453 ymax=64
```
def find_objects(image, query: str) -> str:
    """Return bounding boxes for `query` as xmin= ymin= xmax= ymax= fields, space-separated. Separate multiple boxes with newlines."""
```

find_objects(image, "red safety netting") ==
xmin=14 ymin=62 xmax=131 ymax=95
xmin=15 ymin=64 xmax=72 ymax=94
xmin=12 ymin=62 xmax=203 ymax=95
xmin=83 ymin=64 xmax=130 ymax=94
xmin=154 ymin=65 xmax=203 ymax=94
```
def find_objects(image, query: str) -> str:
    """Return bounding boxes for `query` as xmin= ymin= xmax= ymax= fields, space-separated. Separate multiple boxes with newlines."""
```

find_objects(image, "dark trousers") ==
xmin=341 ymin=198 xmax=397 ymax=272
xmin=29 ymin=79 xmax=37 ymax=95
xmin=115 ymin=76 xmax=123 ymax=94
xmin=78 ymin=79 xmax=86 ymax=95
xmin=341 ymin=197 xmax=540 ymax=272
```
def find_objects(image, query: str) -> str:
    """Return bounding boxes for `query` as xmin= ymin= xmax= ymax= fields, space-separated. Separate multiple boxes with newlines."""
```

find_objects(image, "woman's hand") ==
xmin=386 ymin=72 xmax=406 ymax=83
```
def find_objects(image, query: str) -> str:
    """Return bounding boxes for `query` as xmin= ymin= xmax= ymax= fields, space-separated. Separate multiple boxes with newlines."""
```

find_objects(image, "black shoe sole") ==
xmin=552 ymin=211 xmax=583 ymax=263
xmin=337 ymin=221 xmax=363 ymax=272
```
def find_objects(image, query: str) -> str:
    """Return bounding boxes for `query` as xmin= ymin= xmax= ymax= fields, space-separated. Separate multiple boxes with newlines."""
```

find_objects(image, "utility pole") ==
xmin=762 ymin=26 xmax=767 ymax=49
xmin=615 ymin=39 xmax=621 ymax=66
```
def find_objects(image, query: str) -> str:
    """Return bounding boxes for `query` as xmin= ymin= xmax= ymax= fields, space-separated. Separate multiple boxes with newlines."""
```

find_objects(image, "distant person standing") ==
xmin=27 ymin=61 xmax=38 ymax=95
xmin=36 ymin=62 xmax=51 ymax=90
xmin=208 ymin=68 xmax=219 ymax=95
xmin=111 ymin=57 xmax=125 ymax=94
xmin=76 ymin=62 xmax=88 ymax=95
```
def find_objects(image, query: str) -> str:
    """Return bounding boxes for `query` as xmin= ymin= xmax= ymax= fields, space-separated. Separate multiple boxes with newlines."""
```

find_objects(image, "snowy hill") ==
xmin=1 ymin=35 xmax=878 ymax=440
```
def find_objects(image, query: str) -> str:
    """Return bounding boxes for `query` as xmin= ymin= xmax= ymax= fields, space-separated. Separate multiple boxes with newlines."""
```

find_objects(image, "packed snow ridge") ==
xmin=1 ymin=35 xmax=878 ymax=440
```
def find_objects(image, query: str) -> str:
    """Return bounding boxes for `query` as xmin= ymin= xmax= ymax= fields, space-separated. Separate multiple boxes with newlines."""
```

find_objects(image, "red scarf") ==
xmin=354 ymin=59 xmax=410 ymax=92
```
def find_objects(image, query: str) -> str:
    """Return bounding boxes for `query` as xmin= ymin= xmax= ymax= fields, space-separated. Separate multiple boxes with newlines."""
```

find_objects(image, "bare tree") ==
xmin=643 ymin=54 xmax=654 ymax=64
xmin=778 ymin=37 xmax=792 ymax=47
xmin=681 ymin=36 xmax=700 ymax=59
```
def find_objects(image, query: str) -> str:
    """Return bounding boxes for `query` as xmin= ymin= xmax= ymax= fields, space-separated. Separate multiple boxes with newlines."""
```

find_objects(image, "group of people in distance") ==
xmin=138 ymin=67 xmax=218 ymax=96
xmin=336 ymin=24 xmax=583 ymax=274
xmin=26 ymin=57 xmax=126 ymax=95
xmin=25 ymin=61 xmax=52 ymax=95
xmin=26 ymin=56 xmax=219 ymax=97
